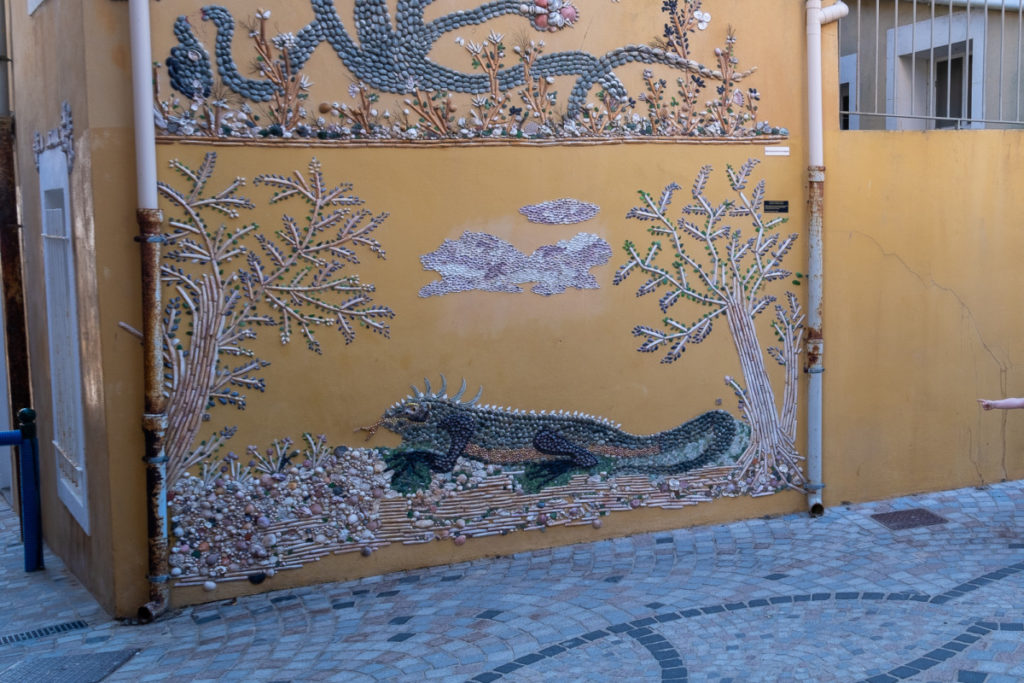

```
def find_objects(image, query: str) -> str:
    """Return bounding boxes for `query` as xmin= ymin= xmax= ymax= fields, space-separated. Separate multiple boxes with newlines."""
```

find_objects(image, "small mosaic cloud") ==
xmin=419 ymin=231 xmax=612 ymax=297
xmin=519 ymin=198 xmax=600 ymax=225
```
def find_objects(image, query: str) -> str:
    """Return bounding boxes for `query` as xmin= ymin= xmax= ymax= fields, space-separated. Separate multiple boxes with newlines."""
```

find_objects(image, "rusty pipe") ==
xmin=805 ymin=1 xmax=847 ymax=517
xmin=129 ymin=0 xmax=167 ymax=621
xmin=136 ymin=209 xmax=168 ymax=623
xmin=805 ymin=166 xmax=826 ymax=518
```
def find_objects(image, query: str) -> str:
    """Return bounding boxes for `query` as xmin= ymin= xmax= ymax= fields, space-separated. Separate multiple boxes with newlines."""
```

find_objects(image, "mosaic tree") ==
xmin=614 ymin=159 xmax=805 ymax=492
xmin=149 ymin=153 xmax=393 ymax=484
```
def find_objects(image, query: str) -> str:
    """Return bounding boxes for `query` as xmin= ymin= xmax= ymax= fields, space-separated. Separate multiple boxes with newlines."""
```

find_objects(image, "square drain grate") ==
xmin=0 ymin=649 xmax=137 ymax=683
xmin=871 ymin=508 xmax=948 ymax=531
xmin=0 ymin=620 xmax=87 ymax=646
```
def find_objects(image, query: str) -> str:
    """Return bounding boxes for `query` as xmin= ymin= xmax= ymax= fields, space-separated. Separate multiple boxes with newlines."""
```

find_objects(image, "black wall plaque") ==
xmin=764 ymin=200 xmax=789 ymax=214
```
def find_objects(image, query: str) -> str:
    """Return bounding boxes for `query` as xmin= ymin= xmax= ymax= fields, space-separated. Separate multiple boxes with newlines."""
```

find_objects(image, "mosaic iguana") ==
xmin=367 ymin=377 xmax=745 ymax=493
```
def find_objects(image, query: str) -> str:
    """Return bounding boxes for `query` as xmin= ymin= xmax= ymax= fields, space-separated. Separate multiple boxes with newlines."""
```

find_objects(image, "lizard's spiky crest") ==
xmin=407 ymin=375 xmax=483 ymax=406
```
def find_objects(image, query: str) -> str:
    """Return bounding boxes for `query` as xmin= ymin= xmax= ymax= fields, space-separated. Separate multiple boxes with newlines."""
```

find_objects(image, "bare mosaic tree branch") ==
xmin=155 ymin=152 xmax=394 ymax=484
xmin=614 ymin=159 xmax=805 ymax=493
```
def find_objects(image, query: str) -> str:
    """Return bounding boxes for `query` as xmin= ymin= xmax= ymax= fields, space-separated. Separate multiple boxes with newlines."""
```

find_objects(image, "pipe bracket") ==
xmin=805 ymin=483 xmax=826 ymax=491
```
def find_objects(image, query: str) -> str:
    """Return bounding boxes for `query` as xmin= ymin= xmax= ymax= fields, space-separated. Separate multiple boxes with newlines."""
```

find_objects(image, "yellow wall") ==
xmin=822 ymin=11 xmax=1024 ymax=503
xmin=19 ymin=0 xmax=1024 ymax=617
xmin=153 ymin=143 xmax=808 ymax=453
xmin=143 ymin=1 xmax=808 ymax=440
xmin=145 ymin=0 xmax=815 ymax=608
xmin=8 ymin=0 xmax=146 ymax=616
xmin=823 ymin=130 xmax=1024 ymax=502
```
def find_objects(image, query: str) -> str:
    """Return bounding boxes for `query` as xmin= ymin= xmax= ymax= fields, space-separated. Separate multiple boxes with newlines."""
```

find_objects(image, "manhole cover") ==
xmin=871 ymin=508 xmax=948 ymax=531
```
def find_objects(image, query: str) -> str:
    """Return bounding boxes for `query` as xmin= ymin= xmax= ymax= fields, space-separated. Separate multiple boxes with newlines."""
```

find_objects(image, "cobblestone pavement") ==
xmin=3 ymin=482 xmax=1024 ymax=682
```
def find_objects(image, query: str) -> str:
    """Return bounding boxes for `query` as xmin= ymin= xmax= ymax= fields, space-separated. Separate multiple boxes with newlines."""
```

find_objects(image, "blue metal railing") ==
xmin=1 ymin=408 xmax=41 ymax=571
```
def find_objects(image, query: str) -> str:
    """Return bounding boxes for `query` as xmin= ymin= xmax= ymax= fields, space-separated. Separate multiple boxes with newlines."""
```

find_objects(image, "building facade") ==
xmin=4 ymin=0 xmax=1023 ymax=618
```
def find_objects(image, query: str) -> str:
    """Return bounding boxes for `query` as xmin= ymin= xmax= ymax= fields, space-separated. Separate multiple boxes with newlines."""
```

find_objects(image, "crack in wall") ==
xmin=846 ymin=231 xmax=1009 ymax=483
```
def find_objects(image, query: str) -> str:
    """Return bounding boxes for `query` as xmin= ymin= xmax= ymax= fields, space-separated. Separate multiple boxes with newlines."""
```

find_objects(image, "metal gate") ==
xmin=839 ymin=0 xmax=1024 ymax=129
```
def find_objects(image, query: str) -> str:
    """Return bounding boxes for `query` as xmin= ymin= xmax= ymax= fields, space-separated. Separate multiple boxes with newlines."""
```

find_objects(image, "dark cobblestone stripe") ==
xmin=624 ymin=627 xmax=688 ymax=682
xmin=859 ymin=621 xmax=1024 ymax=683
xmin=467 ymin=561 xmax=1024 ymax=682
xmin=467 ymin=629 xmax=613 ymax=681
xmin=191 ymin=612 xmax=221 ymax=625
xmin=930 ymin=562 xmax=1024 ymax=604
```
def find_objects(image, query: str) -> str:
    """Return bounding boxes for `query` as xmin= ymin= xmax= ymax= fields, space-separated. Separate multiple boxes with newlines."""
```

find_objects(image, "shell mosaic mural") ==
xmin=147 ymin=155 xmax=805 ymax=593
xmin=122 ymin=152 xmax=395 ymax=485
xmin=418 ymin=231 xmax=612 ymax=297
xmin=613 ymin=158 xmax=805 ymax=491
xmin=154 ymin=0 xmax=787 ymax=143
xmin=519 ymin=198 xmax=600 ymax=224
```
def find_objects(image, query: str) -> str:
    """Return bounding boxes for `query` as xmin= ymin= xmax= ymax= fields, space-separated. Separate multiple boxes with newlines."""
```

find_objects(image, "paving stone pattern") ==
xmin=3 ymin=482 xmax=1024 ymax=681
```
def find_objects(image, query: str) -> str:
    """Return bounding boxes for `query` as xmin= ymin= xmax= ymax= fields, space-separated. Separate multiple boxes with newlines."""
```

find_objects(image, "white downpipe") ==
xmin=805 ymin=0 xmax=848 ymax=517
xmin=0 ymin=0 xmax=10 ymax=117
xmin=129 ymin=0 xmax=158 ymax=209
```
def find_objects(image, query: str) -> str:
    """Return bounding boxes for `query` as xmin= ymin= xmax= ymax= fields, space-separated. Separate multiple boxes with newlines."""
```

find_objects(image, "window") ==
xmin=38 ymin=147 xmax=88 ymax=534
xmin=839 ymin=53 xmax=860 ymax=130
xmin=934 ymin=51 xmax=974 ymax=127
xmin=885 ymin=13 xmax=985 ymax=130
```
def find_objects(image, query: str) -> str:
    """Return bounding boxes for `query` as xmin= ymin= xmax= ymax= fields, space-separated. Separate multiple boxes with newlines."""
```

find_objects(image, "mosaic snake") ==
xmin=166 ymin=2 xmax=736 ymax=117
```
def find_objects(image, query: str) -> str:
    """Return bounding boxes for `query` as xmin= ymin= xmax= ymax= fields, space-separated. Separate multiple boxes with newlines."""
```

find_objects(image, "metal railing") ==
xmin=838 ymin=0 xmax=1024 ymax=129
xmin=2 ymin=408 xmax=41 ymax=571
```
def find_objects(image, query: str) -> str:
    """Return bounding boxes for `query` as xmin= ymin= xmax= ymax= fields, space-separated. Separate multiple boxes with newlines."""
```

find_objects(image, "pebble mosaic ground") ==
xmin=3 ymin=481 xmax=1024 ymax=682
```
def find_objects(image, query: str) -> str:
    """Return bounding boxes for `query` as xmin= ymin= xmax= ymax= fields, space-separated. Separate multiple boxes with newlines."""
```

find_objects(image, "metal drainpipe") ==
xmin=137 ymin=209 xmax=167 ymax=623
xmin=129 ymin=0 xmax=168 ymax=622
xmin=805 ymin=0 xmax=848 ymax=518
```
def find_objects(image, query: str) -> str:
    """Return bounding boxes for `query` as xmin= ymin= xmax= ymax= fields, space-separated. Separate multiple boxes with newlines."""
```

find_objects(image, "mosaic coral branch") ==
xmin=617 ymin=161 xmax=805 ymax=492
xmin=152 ymin=152 xmax=393 ymax=485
